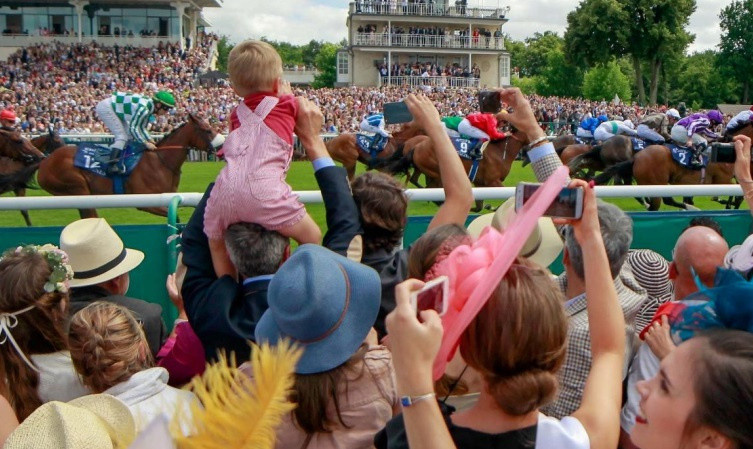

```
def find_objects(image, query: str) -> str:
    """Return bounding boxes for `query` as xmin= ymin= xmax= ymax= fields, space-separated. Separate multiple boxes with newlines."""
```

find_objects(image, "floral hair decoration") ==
xmin=0 ymin=244 xmax=74 ymax=371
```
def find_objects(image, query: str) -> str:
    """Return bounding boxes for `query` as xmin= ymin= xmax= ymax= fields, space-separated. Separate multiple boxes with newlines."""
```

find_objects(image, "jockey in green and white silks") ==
xmin=95 ymin=90 xmax=175 ymax=174
xmin=593 ymin=119 xmax=637 ymax=142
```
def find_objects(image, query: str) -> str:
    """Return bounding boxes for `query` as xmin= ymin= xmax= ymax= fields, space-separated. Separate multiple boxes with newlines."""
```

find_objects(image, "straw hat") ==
xmin=4 ymin=394 xmax=136 ymax=449
xmin=466 ymin=198 xmax=563 ymax=268
xmin=60 ymin=218 xmax=144 ymax=287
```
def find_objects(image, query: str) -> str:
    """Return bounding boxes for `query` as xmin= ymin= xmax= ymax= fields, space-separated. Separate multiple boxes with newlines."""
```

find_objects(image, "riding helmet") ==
xmin=153 ymin=91 xmax=176 ymax=108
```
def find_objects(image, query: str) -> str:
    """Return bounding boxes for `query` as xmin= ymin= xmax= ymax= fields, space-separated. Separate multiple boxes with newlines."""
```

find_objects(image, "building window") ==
xmin=500 ymin=55 xmax=510 ymax=78
xmin=337 ymin=51 xmax=349 ymax=75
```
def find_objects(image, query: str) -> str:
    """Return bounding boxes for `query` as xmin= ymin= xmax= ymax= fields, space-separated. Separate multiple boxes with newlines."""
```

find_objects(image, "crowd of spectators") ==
xmin=2 ymin=87 xmax=753 ymax=448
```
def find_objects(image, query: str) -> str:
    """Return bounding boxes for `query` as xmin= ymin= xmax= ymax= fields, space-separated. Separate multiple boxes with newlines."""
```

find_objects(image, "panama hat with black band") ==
xmin=60 ymin=218 xmax=145 ymax=288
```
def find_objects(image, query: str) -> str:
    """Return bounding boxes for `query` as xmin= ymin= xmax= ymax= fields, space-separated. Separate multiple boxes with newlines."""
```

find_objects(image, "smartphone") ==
xmin=710 ymin=142 xmax=736 ymax=163
xmin=515 ymin=182 xmax=584 ymax=219
xmin=383 ymin=101 xmax=413 ymax=124
xmin=478 ymin=90 xmax=502 ymax=114
xmin=410 ymin=276 xmax=449 ymax=318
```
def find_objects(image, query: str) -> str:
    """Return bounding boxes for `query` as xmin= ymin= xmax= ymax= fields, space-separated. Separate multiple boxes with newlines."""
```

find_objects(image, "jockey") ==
xmin=670 ymin=110 xmax=724 ymax=165
xmin=593 ymin=119 xmax=637 ymax=142
xmin=95 ymin=90 xmax=175 ymax=175
xmin=360 ymin=113 xmax=390 ymax=151
xmin=725 ymin=108 xmax=753 ymax=136
xmin=0 ymin=109 xmax=17 ymax=131
xmin=576 ymin=114 xmax=607 ymax=140
xmin=441 ymin=113 xmax=506 ymax=158
xmin=636 ymin=109 xmax=680 ymax=144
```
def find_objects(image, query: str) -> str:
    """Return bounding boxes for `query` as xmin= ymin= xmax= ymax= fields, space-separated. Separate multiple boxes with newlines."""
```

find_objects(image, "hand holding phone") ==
xmin=384 ymin=101 xmax=414 ymax=124
xmin=515 ymin=182 xmax=584 ymax=219
xmin=410 ymin=276 xmax=449 ymax=319
xmin=478 ymin=90 xmax=502 ymax=114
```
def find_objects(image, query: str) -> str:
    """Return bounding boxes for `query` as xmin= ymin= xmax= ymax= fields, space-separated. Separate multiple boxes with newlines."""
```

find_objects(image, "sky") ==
xmin=204 ymin=0 xmax=733 ymax=53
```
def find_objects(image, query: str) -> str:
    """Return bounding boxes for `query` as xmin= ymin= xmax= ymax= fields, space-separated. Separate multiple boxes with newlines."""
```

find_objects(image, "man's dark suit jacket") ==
xmin=181 ymin=164 xmax=363 ymax=363
xmin=69 ymin=286 xmax=167 ymax=357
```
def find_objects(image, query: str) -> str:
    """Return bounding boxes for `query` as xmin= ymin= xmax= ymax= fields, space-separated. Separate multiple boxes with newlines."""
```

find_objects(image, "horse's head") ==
xmin=185 ymin=113 xmax=225 ymax=152
xmin=0 ymin=129 xmax=45 ymax=163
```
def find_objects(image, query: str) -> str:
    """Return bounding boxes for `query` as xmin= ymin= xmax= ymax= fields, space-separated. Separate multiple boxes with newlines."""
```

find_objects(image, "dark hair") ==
xmin=408 ymin=224 xmax=470 ymax=280
xmin=351 ymin=172 xmax=408 ymax=253
xmin=459 ymin=258 xmax=568 ymax=415
xmin=685 ymin=217 xmax=724 ymax=238
xmin=290 ymin=345 xmax=368 ymax=441
xmin=0 ymin=250 xmax=68 ymax=421
xmin=684 ymin=330 xmax=753 ymax=447
xmin=224 ymin=222 xmax=289 ymax=277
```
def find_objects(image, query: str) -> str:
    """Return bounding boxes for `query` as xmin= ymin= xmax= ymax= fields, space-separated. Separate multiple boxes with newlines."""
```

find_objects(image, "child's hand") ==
xmin=278 ymin=79 xmax=292 ymax=96
xmin=733 ymin=134 xmax=752 ymax=183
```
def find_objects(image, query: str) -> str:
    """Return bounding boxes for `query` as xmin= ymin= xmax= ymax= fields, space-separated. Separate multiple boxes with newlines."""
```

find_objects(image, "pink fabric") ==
xmin=229 ymin=92 xmax=297 ymax=145
xmin=156 ymin=321 xmax=206 ymax=387
xmin=432 ymin=166 xmax=571 ymax=379
xmin=204 ymin=96 xmax=305 ymax=238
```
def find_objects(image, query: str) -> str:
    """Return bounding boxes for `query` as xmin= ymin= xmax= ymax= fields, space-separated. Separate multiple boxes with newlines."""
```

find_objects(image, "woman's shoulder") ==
xmin=535 ymin=413 xmax=589 ymax=449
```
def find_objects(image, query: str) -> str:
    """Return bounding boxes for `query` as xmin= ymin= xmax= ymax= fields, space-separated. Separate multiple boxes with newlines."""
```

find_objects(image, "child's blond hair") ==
xmin=227 ymin=40 xmax=283 ymax=93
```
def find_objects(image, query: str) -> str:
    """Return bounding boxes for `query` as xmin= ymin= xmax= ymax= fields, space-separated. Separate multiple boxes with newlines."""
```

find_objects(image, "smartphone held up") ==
xmin=478 ymin=90 xmax=502 ymax=114
xmin=383 ymin=101 xmax=413 ymax=124
xmin=515 ymin=182 xmax=584 ymax=219
xmin=410 ymin=276 xmax=449 ymax=320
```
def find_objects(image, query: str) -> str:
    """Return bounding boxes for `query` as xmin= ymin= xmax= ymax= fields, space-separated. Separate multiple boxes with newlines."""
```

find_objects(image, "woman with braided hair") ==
xmin=0 ymin=244 xmax=88 ymax=422
xmin=68 ymin=301 xmax=197 ymax=434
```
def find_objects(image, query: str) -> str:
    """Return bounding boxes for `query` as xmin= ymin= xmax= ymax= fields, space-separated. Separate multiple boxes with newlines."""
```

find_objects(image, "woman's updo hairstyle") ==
xmin=459 ymin=257 xmax=568 ymax=415
xmin=68 ymin=301 xmax=153 ymax=393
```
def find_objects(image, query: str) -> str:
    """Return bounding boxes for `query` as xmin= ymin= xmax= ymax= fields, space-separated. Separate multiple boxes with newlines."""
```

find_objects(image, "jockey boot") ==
xmin=468 ymin=140 xmax=485 ymax=159
xmin=107 ymin=147 xmax=127 ymax=175
xmin=692 ymin=142 xmax=707 ymax=166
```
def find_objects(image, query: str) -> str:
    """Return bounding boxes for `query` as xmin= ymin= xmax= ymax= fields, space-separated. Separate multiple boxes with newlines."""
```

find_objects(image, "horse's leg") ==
xmin=345 ymin=163 xmax=356 ymax=182
xmin=683 ymin=196 xmax=694 ymax=205
xmin=138 ymin=206 xmax=168 ymax=217
xmin=13 ymin=188 xmax=32 ymax=226
xmin=663 ymin=197 xmax=699 ymax=211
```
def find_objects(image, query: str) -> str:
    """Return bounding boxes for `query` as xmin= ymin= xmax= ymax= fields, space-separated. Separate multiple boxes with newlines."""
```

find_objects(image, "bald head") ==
xmin=671 ymin=226 xmax=729 ymax=300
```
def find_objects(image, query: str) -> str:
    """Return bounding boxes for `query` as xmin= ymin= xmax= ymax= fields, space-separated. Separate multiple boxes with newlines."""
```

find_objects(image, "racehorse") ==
xmin=30 ymin=129 xmax=66 ymax=154
xmin=325 ymin=123 xmax=424 ymax=180
xmin=0 ymin=129 xmax=45 ymax=163
xmin=381 ymin=131 xmax=528 ymax=211
xmin=0 ymin=157 xmax=37 ymax=226
xmin=566 ymin=135 xmax=635 ymax=180
xmin=31 ymin=114 xmax=223 ymax=218
xmin=594 ymin=124 xmax=753 ymax=211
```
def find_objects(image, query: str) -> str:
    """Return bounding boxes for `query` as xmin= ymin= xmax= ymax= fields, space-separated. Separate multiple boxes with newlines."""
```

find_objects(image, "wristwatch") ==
xmin=400 ymin=392 xmax=436 ymax=407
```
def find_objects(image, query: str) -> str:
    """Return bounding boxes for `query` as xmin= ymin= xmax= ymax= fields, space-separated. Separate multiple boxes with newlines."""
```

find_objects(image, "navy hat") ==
xmin=255 ymin=244 xmax=381 ymax=374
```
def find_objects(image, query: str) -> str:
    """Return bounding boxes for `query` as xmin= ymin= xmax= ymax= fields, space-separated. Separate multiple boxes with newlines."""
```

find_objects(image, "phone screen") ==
xmin=711 ymin=143 xmax=736 ymax=163
xmin=383 ymin=101 xmax=413 ymax=124
xmin=415 ymin=280 xmax=446 ymax=318
xmin=478 ymin=90 xmax=501 ymax=114
xmin=522 ymin=184 xmax=583 ymax=218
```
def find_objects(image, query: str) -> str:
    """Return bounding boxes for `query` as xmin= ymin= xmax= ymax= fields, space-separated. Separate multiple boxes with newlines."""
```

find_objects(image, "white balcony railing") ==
xmin=350 ymin=1 xmax=507 ymax=19
xmin=379 ymin=75 xmax=480 ymax=88
xmin=354 ymin=32 xmax=504 ymax=50
xmin=0 ymin=34 xmax=179 ymax=48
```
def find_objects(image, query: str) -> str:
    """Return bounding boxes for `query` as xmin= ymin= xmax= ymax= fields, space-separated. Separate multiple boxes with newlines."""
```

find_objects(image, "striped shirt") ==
xmin=366 ymin=114 xmax=385 ymax=127
xmin=110 ymin=92 xmax=154 ymax=143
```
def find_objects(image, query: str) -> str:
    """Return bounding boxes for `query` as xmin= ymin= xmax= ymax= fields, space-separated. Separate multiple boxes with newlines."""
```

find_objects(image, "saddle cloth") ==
xmin=73 ymin=142 xmax=145 ymax=193
xmin=631 ymin=137 xmax=647 ymax=152
xmin=573 ymin=136 xmax=592 ymax=145
xmin=451 ymin=137 xmax=484 ymax=160
xmin=667 ymin=144 xmax=707 ymax=170
xmin=356 ymin=133 xmax=388 ymax=155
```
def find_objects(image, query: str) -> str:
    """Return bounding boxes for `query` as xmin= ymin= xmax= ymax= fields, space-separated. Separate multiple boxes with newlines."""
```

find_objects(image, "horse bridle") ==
xmin=0 ymin=130 xmax=40 ymax=164
xmin=151 ymin=122 xmax=220 ymax=177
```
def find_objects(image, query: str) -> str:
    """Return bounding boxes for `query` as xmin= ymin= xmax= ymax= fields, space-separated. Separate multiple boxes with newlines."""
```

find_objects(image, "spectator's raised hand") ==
xmin=404 ymin=93 xmax=442 ymax=134
xmin=733 ymin=134 xmax=752 ymax=184
xmin=293 ymin=96 xmax=324 ymax=153
xmin=554 ymin=179 xmax=598 ymax=244
xmin=644 ymin=315 xmax=676 ymax=360
xmin=496 ymin=87 xmax=545 ymax=141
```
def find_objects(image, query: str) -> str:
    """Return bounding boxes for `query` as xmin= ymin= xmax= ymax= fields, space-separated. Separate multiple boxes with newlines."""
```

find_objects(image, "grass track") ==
xmin=0 ymin=161 xmax=742 ymax=229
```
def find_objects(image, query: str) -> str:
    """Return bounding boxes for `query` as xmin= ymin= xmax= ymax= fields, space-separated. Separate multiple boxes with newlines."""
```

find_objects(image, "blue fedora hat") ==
xmin=255 ymin=244 xmax=381 ymax=374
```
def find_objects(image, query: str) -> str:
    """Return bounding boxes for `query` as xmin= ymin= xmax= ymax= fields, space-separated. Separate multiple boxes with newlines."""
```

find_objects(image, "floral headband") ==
xmin=10 ymin=244 xmax=74 ymax=294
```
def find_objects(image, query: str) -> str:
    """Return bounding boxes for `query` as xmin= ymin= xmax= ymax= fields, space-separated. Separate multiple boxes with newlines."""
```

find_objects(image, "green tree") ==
xmin=518 ymin=31 xmax=566 ymax=77
xmin=260 ymin=37 xmax=303 ymax=66
xmin=511 ymin=76 xmax=538 ymax=94
xmin=312 ymin=43 xmax=339 ymax=88
xmin=505 ymin=36 xmax=526 ymax=76
xmin=216 ymin=35 xmax=234 ymax=73
xmin=670 ymin=51 xmax=740 ymax=108
xmin=535 ymin=49 xmax=584 ymax=97
xmin=582 ymin=61 xmax=631 ymax=101
xmin=718 ymin=0 xmax=753 ymax=102
xmin=301 ymin=40 xmax=322 ymax=68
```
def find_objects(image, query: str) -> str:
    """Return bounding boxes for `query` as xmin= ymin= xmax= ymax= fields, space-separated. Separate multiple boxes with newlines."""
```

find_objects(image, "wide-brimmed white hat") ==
xmin=60 ymin=218 xmax=144 ymax=287
xmin=4 ymin=394 xmax=136 ymax=449
xmin=466 ymin=198 xmax=563 ymax=268
xmin=725 ymin=234 xmax=753 ymax=279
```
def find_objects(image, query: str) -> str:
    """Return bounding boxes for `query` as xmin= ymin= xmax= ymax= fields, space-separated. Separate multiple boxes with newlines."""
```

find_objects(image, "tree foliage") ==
xmin=582 ymin=61 xmax=631 ymax=101
xmin=535 ymin=49 xmax=584 ymax=97
xmin=718 ymin=0 xmax=753 ymax=102
xmin=670 ymin=51 xmax=741 ymax=109
xmin=216 ymin=35 xmax=233 ymax=73
xmin=511 ymin=76 xmax=538 ymax=94
xmin=312 ymin=43 xmax=339 ymax=88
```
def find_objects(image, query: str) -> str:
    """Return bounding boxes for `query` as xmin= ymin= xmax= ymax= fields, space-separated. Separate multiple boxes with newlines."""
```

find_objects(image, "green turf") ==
xmin=0 ymin=161 xmax=743 ymax=228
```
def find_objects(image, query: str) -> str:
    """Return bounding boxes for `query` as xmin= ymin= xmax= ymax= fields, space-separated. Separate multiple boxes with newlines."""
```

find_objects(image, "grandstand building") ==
xmin=0 ymin=0 xmax=220 ymax=58
xmin=338 ymin=0 xmax=511 ymax=88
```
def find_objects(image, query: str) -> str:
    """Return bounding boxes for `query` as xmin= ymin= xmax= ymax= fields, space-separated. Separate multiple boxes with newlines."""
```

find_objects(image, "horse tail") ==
xmin=0 ymin=163 xmax=40 ymax=193
xmin=568 ymin=145 xmax=602 ymax=173
xmin=373 ymin=147 xmax=414 ymax=176
xmin=594 ymin=160 xmax=634 ymax=185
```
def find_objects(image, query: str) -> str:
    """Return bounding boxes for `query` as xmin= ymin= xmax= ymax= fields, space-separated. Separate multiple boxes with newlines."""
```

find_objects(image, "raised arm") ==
xmin=733 ymin=135 xmax=753 ymax=217
xmin=404 ymin=94 xmax=473 ymax=231
xmin=568 ymin=180 xmax=626 ymax=449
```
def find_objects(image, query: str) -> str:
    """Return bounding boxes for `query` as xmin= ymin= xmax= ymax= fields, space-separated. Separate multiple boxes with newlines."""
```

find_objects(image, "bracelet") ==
xmin=400 ymin=392 xmax=436 ymax=407
xmin=528 ymin=136 xmax=548 ymax=149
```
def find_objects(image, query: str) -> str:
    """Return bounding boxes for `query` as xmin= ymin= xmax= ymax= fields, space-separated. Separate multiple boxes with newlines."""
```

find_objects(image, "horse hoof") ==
xmin=484 ymin=204 xmax=492 ymax=210
xmin=684 ymin=204 xmax=701 ymax=211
